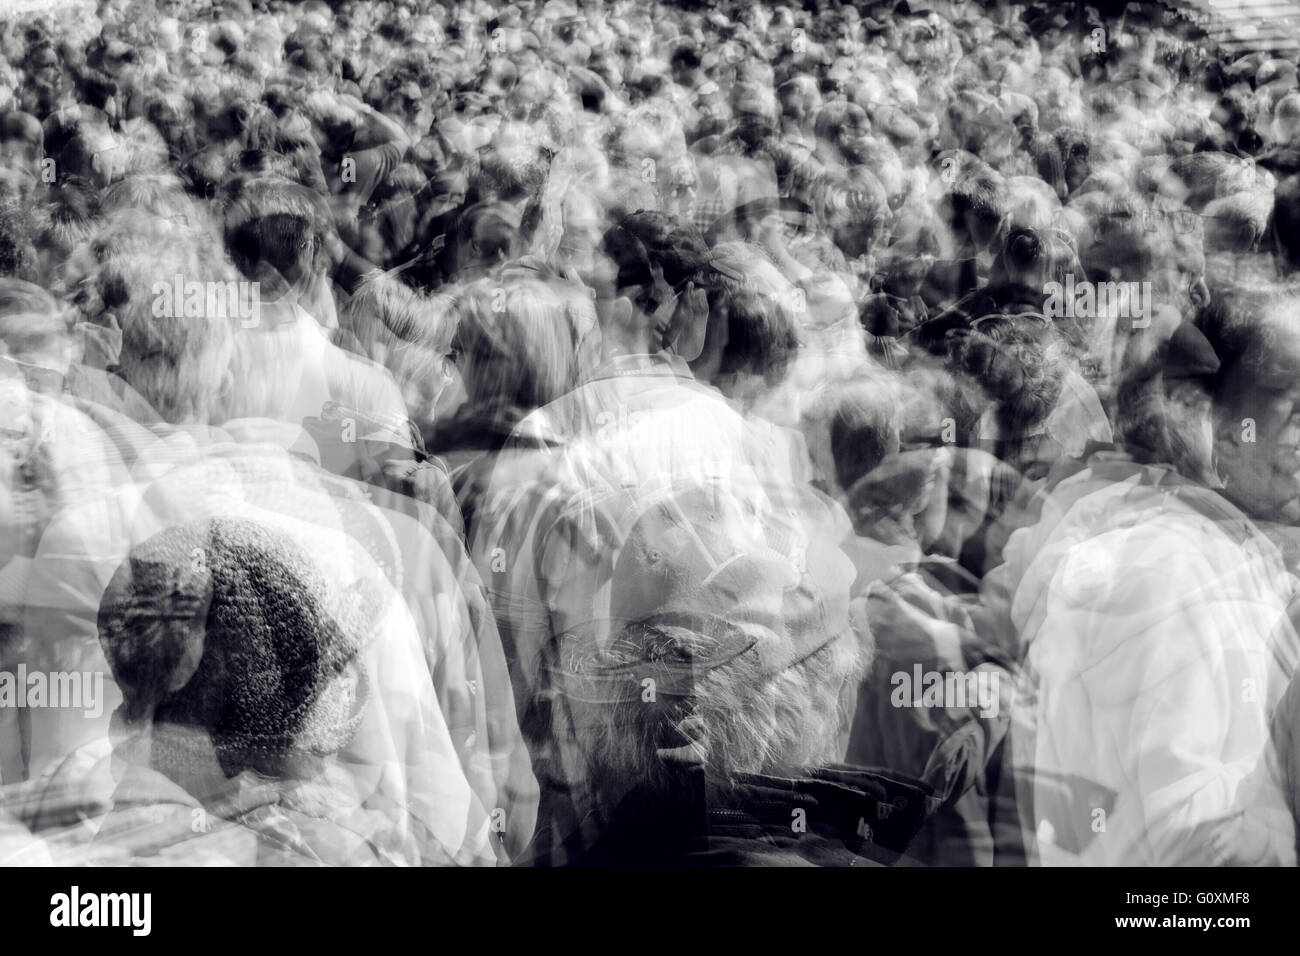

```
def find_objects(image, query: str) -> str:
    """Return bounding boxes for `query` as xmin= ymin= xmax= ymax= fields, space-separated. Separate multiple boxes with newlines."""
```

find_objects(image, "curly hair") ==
xmin=950 ymin=319 xmax=1066 ymax=436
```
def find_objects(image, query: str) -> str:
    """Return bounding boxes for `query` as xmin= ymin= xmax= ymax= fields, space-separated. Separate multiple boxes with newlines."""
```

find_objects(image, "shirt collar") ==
xmin=588 ymin=350 xmax=694 ymax=383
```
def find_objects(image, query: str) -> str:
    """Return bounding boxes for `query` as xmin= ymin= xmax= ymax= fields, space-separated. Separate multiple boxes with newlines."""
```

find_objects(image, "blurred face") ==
xmin=400 ymin=352 xmax=455 ymax=427
xmin=433 ymin=173 xmax=467 ymax=213
xmin=1274 ymin=99 xmax=1300 ymax=144
xmin=1165 ymin=378 xmax=1217 ymax=484
xmin=0 ymin=377 xmax=40 ymax=565
xmin=1217 ymin=386 xmax=1300 ymax=519
xmin=1063 ymin=149 xmax=1090 ymax=195
xmin=583 ymin=245 xmax=621 ymax=321
xmin=660 ymin=159 xmax=697 ymax=219
xmin=27 ymin=47 xmax=59 ymax=86
xmin=559 ymin=195 xmax=602 ymax=276
xmin=60 ymin=246 xmax=100 ymax=315
xmin=385 ymin=91 xmax=434 ymax=138
xmin=0 ymin=131 xmax=38 ymax=173
xmin=853 ymin=438 xmax=947 ymax=528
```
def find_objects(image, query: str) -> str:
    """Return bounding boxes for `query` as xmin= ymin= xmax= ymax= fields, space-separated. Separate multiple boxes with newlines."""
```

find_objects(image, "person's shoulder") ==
xmin=508 ymin=400 xmax=569 ymax=451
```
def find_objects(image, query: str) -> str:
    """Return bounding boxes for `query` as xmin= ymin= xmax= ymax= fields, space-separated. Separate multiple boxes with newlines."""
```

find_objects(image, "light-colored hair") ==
xmin=575 ymin=627 xmax=868 ymax=796
xmin=340 ymin=276 xmax=455 ymax=409
xmin=1203 ymin=191 xmax=1272 ymax=256
xmin=119 ymin=117 xmax=170 ymax=176
xmin=449 ymin=275 xmax=581 ymax=410
xmin=92 ymin=212 xmax=240 ymax=424
xmin=100 ymin=172 xmax=194 ymax=220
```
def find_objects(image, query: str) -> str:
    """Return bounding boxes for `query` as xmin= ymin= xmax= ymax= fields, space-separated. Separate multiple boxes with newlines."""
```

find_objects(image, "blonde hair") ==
xmin=450 ymin=276 xmax=581 ymax=409
xmin=341 ymin=276 xmax=456 ymax=406
xmin=97 ymin=213 xmax=240 ymax=424
xmin=101 ymin=172 xmax=194 ymax=219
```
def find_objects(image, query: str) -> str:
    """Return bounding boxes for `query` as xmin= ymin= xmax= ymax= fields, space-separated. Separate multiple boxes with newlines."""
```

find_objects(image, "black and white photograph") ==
xmin=0 ymin=0 xmax=1295 ymax=916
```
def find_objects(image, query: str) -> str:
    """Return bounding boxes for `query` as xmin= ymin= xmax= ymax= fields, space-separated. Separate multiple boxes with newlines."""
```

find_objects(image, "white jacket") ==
xmin=991 ymin=454 xmax=1299 ymax=865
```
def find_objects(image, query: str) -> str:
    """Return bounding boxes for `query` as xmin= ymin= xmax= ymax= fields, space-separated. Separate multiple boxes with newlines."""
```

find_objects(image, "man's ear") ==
xmin=1188 ymin=276 xmax=1211 ymax=311
xmin=610 ymin=293 xmax=635 ymax=332
xmin=309 ymin=233 xmax=327 ymax=272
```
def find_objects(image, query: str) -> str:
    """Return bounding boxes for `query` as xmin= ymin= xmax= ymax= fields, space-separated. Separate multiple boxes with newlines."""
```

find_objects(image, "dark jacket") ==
xmin=520 ymin=762 xmax=939 ymax=867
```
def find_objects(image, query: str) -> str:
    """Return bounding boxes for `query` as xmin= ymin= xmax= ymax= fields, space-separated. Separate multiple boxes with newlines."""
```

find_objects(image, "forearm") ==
xmin=324 ymin=230 xmax=383 ymax=295
xmin=350 ymin=102 xmax=410 ymax=151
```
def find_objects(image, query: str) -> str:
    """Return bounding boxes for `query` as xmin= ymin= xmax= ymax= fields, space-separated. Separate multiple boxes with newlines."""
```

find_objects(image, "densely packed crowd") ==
xmin=0 ymin=0 xmax=1298 ymax=866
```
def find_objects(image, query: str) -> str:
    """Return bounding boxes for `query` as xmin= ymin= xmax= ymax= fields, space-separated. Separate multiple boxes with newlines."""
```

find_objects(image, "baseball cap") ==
xmin=552 ymin=483 xmax=855 ymax=703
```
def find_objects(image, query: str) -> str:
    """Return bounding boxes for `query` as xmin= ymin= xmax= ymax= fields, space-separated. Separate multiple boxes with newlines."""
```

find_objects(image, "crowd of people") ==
xmin=0 ymin=0 xmax=1299 ymax=866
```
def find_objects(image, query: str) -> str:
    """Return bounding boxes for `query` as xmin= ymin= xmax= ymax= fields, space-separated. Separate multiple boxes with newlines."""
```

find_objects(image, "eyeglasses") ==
xmin=970 ymin=311 xmax=1051 ymax=341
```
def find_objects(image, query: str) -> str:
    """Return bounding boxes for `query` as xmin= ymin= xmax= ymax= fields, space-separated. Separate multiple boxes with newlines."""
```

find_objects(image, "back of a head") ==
xmin=41 ymin=175 xmax=101 ymax=267
xmin=227 ymin=211 xmax=314 ymax=286
xmin=455 ymin=200 xmax=523 ymax=270
xmin=89 ymin=212 xmax=241 ymax=425
xmin=342 ymin=276 xmax=454 ymax=359
xmin=0 ymin=110 xmax=43 ymax=162
xmin=826 ymin=378 xmax=903 ymax=495
xmin=1273 ymin=91 xmax=1300 ymax=144
xmin=1199 ymin=282 xmax=1300 ymax=447
xmin=697 ymin=241 xmax=799 ymax=393
xmin=943 ymin=165 xmax=1009 ymax=252
xmin=0 ymin=276 xmax=57 ymax=319
xmin=1203 ymin=191 xmax=1271 ymax=259
xmin=997 ymin=225 xmax=1063 ymax=289
xmin=604 ymin=209 xmax=712 ymax=299
xmin=222 ymin=178 xmax=326 ymax=291
xmin=100 ymin=171 xmax=192 ymax=219
xmin=0 ymin=276 xmax=67 ymax=365
xmin=341 ymin=277 xmax=456 ymax=422
xmin=450 ymin=274 xmax=579 ymax=410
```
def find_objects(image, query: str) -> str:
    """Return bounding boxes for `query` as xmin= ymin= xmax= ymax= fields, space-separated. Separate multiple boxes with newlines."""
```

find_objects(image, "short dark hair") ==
xmin=226 ymin=211 xmax=315 ymax=284
xmin=670 ymin=42 xmax=702 ymax=74
xmin=0 ymin=205 xmax=38 ymax=282
xmin=828 ymin=383 xmax=900 ymax=493
xmin=603 ymin=210 xmax=712 ymax=295
xmin=945 ymin=167 xmax=1009 ymax=250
